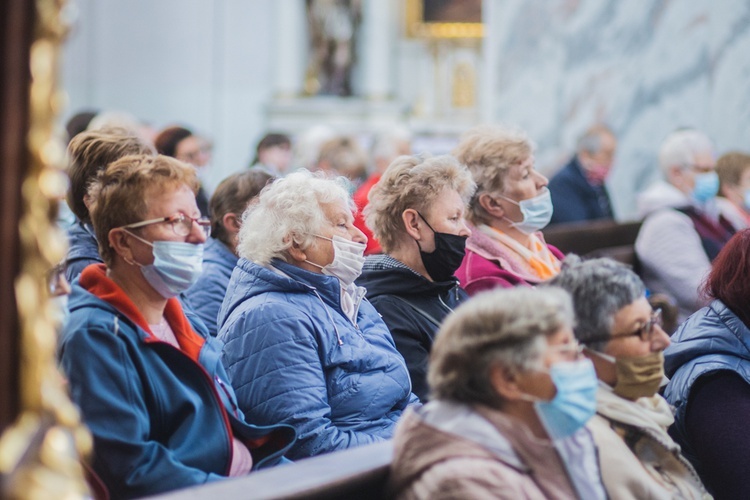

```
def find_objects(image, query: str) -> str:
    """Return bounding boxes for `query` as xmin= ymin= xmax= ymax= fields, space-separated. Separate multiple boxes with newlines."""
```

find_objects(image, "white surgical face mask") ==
xmin=305 ymin=234 xmax=366 ymax=286
xmin=498 ymin=188 xmax=554 ymax=234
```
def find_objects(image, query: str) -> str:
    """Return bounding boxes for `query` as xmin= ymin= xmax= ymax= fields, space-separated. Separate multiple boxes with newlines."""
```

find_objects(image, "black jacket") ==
xmin=356 ymin=255 xmax=468 ymax=400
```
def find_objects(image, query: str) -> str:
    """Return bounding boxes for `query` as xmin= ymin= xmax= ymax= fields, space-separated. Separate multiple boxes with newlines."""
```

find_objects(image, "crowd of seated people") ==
xmin=54 ymin=112 xmax=750 ymax=498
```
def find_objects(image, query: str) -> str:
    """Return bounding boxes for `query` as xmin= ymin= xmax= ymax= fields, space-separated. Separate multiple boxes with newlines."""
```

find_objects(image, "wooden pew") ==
xmin=543 ymin=219 xmax=642 ymax=270
xmin=151 ymin=440 xmax=393 ymax=500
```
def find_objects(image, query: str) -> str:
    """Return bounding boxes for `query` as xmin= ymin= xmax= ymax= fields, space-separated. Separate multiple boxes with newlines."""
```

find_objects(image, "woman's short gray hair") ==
xmin=364 ymin=154 xmax=475 ymax=253
xmin=428 ymin=287 xmax=574 ymax=408
xmin=547 ymin=255 xmax=645 ymax=351
xmin=237 ymin=169 xmax=353 ymax=265
xmin=452 ymin=125 xmax=535 ymax=225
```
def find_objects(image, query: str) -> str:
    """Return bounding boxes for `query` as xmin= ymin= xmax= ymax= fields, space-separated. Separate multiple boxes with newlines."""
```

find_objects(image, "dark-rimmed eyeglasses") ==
xmin=586 ymin=308 xmax=663 ymax=344
xmin=121 ymin=213 xmax=211 ymax=238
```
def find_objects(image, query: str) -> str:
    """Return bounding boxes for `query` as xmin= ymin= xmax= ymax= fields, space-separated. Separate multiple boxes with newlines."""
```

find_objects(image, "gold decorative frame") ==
xmin=405 ymin=0 xmax=484 ymax=39
xmin=0 ymin=0 xmax=92 ymax=497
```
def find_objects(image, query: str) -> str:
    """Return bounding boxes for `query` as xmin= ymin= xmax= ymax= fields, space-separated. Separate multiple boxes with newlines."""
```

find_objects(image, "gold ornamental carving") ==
xmin=0 ymin=0 xmax=92 ymax=498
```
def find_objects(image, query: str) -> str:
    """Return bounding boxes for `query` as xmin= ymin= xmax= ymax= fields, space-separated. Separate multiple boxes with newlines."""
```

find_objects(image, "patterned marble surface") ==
xmin=486 ymin=0 xmax=750 ymax=219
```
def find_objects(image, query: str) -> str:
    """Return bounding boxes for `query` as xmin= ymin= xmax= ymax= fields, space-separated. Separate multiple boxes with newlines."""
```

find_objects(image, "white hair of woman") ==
xmin=658 ymin=129 xmax=715 ymax=175
xmin=237 ymin=169 xmax=353 ymax=265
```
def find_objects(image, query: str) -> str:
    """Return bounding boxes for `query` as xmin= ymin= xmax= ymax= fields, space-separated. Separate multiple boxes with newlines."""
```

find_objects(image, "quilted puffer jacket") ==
xmin=184 ymin=237 xmax=238 ymax=337
xmin=218 ymin=258 xmax=419 ymax=459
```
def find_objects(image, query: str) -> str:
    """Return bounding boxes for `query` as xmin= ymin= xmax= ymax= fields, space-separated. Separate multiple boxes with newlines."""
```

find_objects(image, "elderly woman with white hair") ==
xmin=388 ymin=287 xmax=607 ymax=499
xmin=217 ymin=170 xmax=417 ymax=460
xmin=636 ymin=128 xmax=735 ymax=322
xmin=356 ymin=154 xmax=475 ymax=401
xmin=453 ymin=125 xmax=564 ymax=296
xmin=549 ymin=256 xmax=707 ymax=498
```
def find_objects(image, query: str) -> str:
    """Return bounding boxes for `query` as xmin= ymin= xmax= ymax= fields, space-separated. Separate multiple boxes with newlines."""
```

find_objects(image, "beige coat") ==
xmin=588 ymin=385 xmax=710 ymax=499
xmin=388 ymin=401 xmax=597 ymax=500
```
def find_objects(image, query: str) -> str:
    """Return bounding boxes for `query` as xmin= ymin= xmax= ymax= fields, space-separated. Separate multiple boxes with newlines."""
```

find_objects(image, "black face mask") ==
xmin=416 ymin=212 xmax=468 ymax=282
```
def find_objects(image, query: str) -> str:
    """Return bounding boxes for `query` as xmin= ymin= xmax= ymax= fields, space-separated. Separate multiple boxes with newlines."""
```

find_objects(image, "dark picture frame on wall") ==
xmin=406 ymin=0 xmax=483 ymax=38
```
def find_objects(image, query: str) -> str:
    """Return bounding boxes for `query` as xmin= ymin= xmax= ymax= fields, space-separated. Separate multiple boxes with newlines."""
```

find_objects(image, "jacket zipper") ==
xmin=132 ymin=315 xmax=236 ymax=476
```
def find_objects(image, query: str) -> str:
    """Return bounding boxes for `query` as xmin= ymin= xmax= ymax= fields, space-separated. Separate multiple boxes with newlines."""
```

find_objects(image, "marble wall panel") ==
xmin=487 ymin=0 xmax=750 ymax=219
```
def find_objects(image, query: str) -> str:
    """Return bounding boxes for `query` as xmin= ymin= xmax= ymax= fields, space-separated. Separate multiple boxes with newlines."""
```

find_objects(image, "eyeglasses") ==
xmin=547 ymin=341 xmax=585 ymax=362
xmin=587 ymin=308 xmax=663 ymax=344
xmin=121 ymin=213 xmax=211 ymax=238
xmin=685 ymin=164 xmax=715 ymax=174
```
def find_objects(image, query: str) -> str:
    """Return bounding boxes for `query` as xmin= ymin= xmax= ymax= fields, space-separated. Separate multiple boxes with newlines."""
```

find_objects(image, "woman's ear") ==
xmin=286 ymin=234 xmax=307 ymax=263
xmin=479 ymin=193 xmax=505 ymax=219
xmin=109 ymin=228 xmax=136 ymax=265
xmin=402 ymin=209 xmax=423 ymax=241
xmin=222 ymin=213 xmax=241 ymax=235
xmin=489 ymin=364 xmax=524 ymax=401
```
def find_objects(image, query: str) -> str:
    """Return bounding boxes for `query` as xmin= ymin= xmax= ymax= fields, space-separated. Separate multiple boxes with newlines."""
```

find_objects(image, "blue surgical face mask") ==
xmin=531 ymin=358 xmax=599 ymax=440
xmin=498 ymin=188 xmax=554 ymax=235
xmin=691 ymin=171 xmax=719 ymax=204
xmin=125 ymin=230 xmax=204 ymax=298
xmin=743 ymin=189 xmax=750 ymax=210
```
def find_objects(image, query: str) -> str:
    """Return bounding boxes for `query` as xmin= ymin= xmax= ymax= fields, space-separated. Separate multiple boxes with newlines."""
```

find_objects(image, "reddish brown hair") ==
xmin=703 ymin=229 xmax=750 ymax=327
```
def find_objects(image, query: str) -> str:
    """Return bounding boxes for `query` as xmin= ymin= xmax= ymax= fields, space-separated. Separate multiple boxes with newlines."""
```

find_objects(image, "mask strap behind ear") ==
xmin=415 ymin=211 xmax=436 ymax=233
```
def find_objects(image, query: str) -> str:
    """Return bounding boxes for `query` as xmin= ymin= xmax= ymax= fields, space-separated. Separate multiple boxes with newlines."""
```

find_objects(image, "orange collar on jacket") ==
xmin=79 ymin=264 xmax=205 ymax=362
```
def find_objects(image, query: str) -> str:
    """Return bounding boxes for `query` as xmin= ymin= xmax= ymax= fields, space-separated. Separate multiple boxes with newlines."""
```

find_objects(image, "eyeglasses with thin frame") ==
xmin=685 ymin=164 xmax=715 ymax=174
xmin=586 ymin=308 xmax=663 ymax=345
xmin=121 ymin=213 xmax=211 ymax=238
xmin=546 ymin=340 xmax=585 ymax=362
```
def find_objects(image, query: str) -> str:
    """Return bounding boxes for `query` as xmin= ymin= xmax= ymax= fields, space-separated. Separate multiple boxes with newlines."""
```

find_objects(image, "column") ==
xmin=274 ymin=0 xmax=307 ymax=99
xmin=360 ymin=0 xmax=393 ymax=100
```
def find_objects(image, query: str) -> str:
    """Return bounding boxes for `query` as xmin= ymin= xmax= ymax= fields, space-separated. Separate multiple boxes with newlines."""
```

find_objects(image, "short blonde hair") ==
xmin=237 ymin=169 xmax=353 ymax=265
xmin=717 ymin=151 xmax=750 ymax=191
xmin=428 ymin=287 xmax=574 ymax=408
xmin=364 ymin=154 xmax=475 ymax=253
xmin=317 ymin=136 xmax=368 ymax=181
xmin=88 ymin=154 xmax=198 ymax=266
xmin=453 ymin=125 xmax=534 ymax=225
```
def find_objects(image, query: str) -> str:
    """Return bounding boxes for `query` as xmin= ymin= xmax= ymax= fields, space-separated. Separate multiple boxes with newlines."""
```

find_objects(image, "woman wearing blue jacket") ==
xmin=218 ymin=170 xmax=418 ymax=460
xmin=183 ymin=169 xmax=273 ymax=336
xmin=59 ymin=155 xmax=295 ymax=499
xmin=664 ymin=228 xmax=750 ymax=499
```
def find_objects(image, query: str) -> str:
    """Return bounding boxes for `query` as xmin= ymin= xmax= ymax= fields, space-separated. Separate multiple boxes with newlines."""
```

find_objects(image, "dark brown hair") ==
xmin=66 ymin=127 xmax=154 ymax=223
xmin=210 ymin=170 xmax=274 ymax=246
xmin=154 ymin=126 xmax=193 ymax=158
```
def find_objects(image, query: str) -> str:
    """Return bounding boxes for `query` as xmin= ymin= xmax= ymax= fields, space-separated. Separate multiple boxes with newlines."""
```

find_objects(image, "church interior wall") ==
xmin=61 ymin=0 xmax=750 ymax=219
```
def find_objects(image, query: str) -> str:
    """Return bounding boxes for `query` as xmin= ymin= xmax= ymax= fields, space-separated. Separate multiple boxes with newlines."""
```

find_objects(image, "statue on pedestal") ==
xmin=305 ymin=0 xmax=362 ymax=97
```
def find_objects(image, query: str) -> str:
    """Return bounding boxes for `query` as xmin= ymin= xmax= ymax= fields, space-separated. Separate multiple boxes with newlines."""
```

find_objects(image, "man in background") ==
xmin=549 ymin=124 xmax=616 ymax=225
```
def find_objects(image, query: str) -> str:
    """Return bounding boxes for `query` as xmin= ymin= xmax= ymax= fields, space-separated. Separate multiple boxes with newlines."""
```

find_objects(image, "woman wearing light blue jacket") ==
xmin=218 ymin=170 xmax=419 ymax=460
